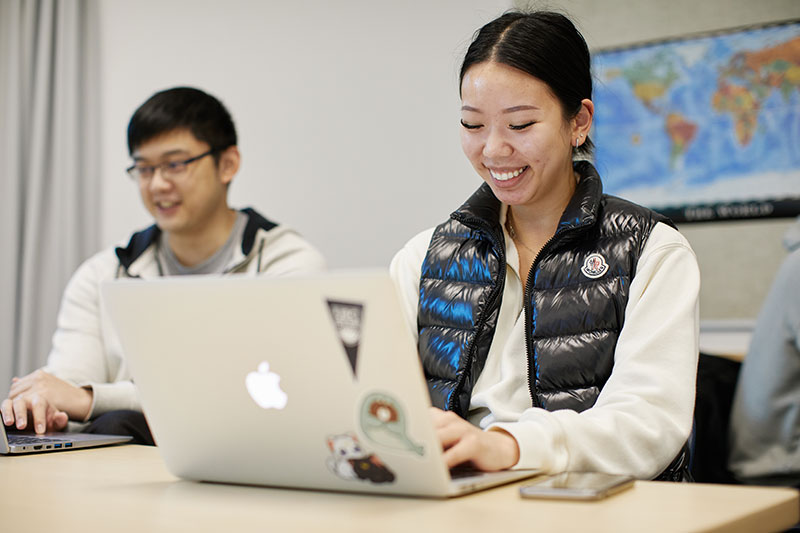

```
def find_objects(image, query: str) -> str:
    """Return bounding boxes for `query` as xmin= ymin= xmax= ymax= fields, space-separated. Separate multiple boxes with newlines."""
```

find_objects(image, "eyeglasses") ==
xmin=126 ymin=149 xmax=218 ymax=181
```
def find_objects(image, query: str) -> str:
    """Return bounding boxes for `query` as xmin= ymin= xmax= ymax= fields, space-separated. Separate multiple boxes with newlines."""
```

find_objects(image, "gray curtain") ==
xmin=0 ymin=0 xmax=101 ymax=397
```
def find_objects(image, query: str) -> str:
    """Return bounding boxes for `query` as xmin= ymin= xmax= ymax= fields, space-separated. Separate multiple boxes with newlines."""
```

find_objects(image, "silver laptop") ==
xmin=101 ymin=270 xmax=538 ymax=497
xmin=1 ymin=420 xmax=131 ymax=455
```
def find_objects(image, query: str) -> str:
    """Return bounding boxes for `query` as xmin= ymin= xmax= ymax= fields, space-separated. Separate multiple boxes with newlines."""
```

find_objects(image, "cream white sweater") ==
xmin=390 ymin=211 xmax=699 ymax=479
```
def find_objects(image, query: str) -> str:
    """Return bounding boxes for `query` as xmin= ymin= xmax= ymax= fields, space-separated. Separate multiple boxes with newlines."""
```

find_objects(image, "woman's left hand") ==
xmin=430 ymin=407 xmax=520 ymax=471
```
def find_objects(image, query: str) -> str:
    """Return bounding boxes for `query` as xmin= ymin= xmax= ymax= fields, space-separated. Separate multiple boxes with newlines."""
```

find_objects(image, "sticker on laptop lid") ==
xmin=326 ymin=300 xmax=364 ymax=379
xmin=359 ymin=392 xmax=424 ymax=456
xmin=325 ymin=433 xmax=395 ymax=484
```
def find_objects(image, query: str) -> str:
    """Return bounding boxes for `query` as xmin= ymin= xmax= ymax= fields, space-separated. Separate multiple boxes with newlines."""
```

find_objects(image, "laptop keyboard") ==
xmin=449 ymin=465 xmax=484 ymax=480
xmin=9 ymin=434 xmax=69 ymax=445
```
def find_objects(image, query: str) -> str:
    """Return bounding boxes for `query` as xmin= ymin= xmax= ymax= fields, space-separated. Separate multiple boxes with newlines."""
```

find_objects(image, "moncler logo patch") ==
xmin=581 ymin=253 xmax=609 ymax=279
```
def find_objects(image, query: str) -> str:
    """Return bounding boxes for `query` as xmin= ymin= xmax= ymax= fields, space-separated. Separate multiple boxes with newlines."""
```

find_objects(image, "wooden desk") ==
xmin=1 ymin=445 xmax=797 ymax=532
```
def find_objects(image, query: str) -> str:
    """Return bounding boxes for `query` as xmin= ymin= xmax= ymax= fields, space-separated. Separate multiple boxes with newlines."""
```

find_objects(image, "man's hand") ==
xmin=430 ymin=407 xmax=520 ymax=471
xmin=1 ymin=370 xmax=92 ymax=434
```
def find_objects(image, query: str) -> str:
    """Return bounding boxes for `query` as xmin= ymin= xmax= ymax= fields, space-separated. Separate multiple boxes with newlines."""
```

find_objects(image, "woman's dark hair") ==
xmin=460 ymin=11 xmax=593 ymax=157
xmin=127 ymin=87 xmax=237 ymax=162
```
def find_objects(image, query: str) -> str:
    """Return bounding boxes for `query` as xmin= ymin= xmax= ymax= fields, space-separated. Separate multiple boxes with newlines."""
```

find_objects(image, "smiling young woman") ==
xmin=459 ymin=61 xmax=593 ymax=279
xmin=390 ymin=11 xmax=700 ymax=481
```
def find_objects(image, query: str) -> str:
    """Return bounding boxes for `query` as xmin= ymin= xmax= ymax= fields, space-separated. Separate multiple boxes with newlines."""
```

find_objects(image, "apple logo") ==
xmin=245 ymin=362 xmax=288 ymax=409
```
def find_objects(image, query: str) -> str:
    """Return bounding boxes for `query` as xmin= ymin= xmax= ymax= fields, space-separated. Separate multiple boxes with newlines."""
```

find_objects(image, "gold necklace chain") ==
xmin=505 ymin=209 xmax=537 ymax=256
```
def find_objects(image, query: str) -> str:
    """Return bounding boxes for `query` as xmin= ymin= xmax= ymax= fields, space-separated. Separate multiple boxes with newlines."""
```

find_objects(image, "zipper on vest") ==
xmin=523 ymin=223 xmax=588 ymax=409
xmin=448 ymin=213 xmax=507 ymax=413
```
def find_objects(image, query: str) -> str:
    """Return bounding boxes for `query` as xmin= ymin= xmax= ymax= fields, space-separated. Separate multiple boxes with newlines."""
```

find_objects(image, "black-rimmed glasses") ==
xmin=126 ymin=149 xmax=219 ymax=181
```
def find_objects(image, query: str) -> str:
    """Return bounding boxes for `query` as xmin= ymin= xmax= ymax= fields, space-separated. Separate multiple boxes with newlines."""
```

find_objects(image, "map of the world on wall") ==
xmin=592 ymin=20 xmax=800 ymax=222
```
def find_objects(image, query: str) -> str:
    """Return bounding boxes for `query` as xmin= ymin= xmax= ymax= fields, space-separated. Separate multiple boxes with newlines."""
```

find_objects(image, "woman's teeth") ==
xmin=490 ymin=167 xmax=526 ymax=181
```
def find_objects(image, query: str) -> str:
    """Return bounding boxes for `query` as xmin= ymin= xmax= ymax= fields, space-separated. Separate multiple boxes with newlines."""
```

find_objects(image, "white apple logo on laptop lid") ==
xmin=246 ymin=362 xmax=288 ymax=409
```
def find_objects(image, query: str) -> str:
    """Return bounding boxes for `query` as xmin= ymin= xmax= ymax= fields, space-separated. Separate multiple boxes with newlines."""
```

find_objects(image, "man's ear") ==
xmin=217 ymin=146 xmax=240 ymax=186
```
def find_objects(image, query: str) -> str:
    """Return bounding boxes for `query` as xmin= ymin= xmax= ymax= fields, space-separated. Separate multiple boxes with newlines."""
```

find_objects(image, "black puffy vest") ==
xmin=418 ymin=161 xmax=674 ymax=414
xmin=417 ymin=162 xmax=692 ymax=481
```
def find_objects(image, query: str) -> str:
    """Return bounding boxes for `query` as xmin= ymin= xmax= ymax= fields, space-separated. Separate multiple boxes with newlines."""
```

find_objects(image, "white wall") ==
xmin=522 ymin=0 xmax=799 ymax=50
xmin=97 ymin=0 xmax=511 ymax=269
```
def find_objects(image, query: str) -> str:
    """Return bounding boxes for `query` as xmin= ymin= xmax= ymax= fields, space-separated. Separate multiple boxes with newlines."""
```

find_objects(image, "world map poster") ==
xmin=592 ymin=20 xmax=800 ymax=222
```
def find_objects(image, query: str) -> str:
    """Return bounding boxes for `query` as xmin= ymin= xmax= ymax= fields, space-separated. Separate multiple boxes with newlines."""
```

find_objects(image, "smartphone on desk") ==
xmin=519 ymin=472 xmax=635 ymax=501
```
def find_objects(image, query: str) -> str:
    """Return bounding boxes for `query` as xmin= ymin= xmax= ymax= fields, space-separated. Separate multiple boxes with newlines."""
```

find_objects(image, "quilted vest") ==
xmin=418 ymin=161 xmax=672 ymax=415
xmin=418 ymin=162 xmax=692 ymax=481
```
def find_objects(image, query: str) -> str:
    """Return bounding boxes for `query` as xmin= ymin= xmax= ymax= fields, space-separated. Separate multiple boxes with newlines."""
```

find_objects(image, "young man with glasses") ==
xmin=1 ymin=87 xmax=325 ymax=444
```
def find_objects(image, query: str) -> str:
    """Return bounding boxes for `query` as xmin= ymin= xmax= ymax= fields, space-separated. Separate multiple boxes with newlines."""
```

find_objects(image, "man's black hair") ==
xmin=127 ymin=87 xmax=237 ymax=160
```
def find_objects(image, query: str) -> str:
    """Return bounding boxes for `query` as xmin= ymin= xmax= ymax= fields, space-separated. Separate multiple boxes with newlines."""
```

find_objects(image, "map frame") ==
xmin=591 ymin=18 xmax=800 ymax=224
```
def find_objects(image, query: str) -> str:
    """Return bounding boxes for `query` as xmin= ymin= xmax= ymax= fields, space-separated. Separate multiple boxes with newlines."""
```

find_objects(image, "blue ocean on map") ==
xmin=592 ymin=23 xmax=800 ymax=209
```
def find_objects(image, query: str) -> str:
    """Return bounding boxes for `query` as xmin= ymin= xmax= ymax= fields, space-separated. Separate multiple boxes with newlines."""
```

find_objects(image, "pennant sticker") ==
xmin=326 ymin=300 xmax=364 ymax=379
